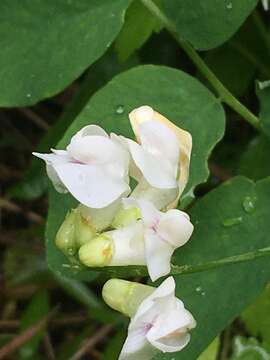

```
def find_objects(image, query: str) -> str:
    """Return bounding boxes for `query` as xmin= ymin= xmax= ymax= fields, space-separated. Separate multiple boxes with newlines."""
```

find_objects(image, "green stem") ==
xmin=141 ymin=0 xmax=261 ymax=130
xmin=170 ymin=246 xmax=270 ymax=276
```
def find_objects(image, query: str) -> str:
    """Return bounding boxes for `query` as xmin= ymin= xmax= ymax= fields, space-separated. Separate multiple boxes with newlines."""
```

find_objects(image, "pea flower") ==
xmin=78 ymin=199 xmax=193 ymax=281
xmin=102 ymin=276 xmax=196 ymax=360
xmin=33 ymin=125 xmax=130 ymax=208
xmin=124 ymin=198 xmax=194 ymax=281
xmin=128 ymin=106 xmax=192 ymax=209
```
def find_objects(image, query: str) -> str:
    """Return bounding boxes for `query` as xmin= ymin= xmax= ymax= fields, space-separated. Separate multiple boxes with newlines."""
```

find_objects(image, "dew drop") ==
xmin=26 ymin=93 xmax=32 ymax=98
xmin=242 ymin=196 xmax=256 ymax=213
xmin=223 ymin=216 xmax=243 ymax=227
xmin=196 ymin=286 xmax=202 ymax=292
xmin=115 ymin=104 xmax=125 ymax=115
xmin=226 ymin=1 xmax=233 ymax=10
xmin=201 ymin=291 xmax=206 ymax=296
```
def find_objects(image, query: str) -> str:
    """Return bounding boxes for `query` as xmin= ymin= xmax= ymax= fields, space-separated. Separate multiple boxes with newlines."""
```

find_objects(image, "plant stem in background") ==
xmin=141 ymin=0 xmax=261 ymax=130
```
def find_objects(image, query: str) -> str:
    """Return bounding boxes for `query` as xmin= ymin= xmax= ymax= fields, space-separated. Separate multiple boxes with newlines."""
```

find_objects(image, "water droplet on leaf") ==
xmin=223 ymin=216 xmax=243 ymax=227
xmin=115 ymin=105 xmax=125 ymax=114
xmin=242 ymin=196 xmax=256 ymax=213
xmin=26 ymin=93 xmax=32 ymax=98
xmin=196 ymin=286 xmax=202 ymax=292
xmin=226 ymin=2 xmax=233 ymax=9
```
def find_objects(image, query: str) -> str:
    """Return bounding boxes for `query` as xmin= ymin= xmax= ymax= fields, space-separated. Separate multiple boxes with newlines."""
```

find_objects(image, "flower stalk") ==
xmin=140 ymin=0 xmax=261 ymax=131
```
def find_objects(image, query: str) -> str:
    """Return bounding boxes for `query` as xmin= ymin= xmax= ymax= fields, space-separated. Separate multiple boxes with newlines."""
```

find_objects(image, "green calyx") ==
xmin=102 ymin=279 xmax=154 ymax=317
xmin=55 ymin=207 xmax=97 ymax=257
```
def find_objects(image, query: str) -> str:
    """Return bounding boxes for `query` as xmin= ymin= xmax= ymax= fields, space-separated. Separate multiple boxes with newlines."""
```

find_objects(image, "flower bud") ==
xmin=102 ymin=279 xmax=154 ymax=317
xmin=78 ymin=234 xmax=114 ymax=267
xmin=75 ymin=210 xmax=97 ymax=247
xmin=112 ymin=206 xmax=141 ymax=228
xmin=55 ymin=210 xmax=77 ymax=257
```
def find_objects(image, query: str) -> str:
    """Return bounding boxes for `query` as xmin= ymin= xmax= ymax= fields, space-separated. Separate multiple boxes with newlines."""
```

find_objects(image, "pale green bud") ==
xmin=112 ymin=207 xmax=141 ymax=228
xmin=78 ymin=234 xmax=114 ymax=267
xmin=55 ymin=210 xmax=77 ymax=257
xmin=75 ymin=210 xmax=97 ymax=247
xmin=102 ymin=279 xmax=154 ymax=317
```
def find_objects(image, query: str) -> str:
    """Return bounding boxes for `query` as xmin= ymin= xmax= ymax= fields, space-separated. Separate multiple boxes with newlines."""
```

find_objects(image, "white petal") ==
xmin=119 ymin=324 xmax=155 ymax=360
xmin=46 ymin=164 xmax=67 ymax=193
xmin=67 ymin=135 xmax=121 ymax=164
xmin=129 ymin=106 xmax=155 ymax=140
xmin=136 ymin=199 xmax=161 ymax=228
xmin=54 ymin=162 xmax=130 ymax=208
xmin=33 ymin=151 xmax=71 ymax=193
xmin=144 ymin=230 xmax=174 ymax=281
xmin=131 ymin=178 xmax=179 ymax=210
xmin=134 ymin=277 xmax=176 ymax=322
xmin=157 ymin=209 xmax=194 ymax=248
xmin=147 ymin=330 xmax=191 ymax=353
xmin=109 ymin=222 xmax=146 ymax=266
xmin=128 ymin=106 xmax=192 ymax=207
xmin=127 ymin=139 xmax=177 ymax=189
xmin=147 ymin=302 xmax=196 ymax=352
xmin=140 ymin=120 xmax=179 ymax=167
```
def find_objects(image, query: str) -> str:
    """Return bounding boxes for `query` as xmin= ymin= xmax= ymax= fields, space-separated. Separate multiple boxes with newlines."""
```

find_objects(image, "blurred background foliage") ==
xmin=0 ymin=1 xmax=270 ymax=359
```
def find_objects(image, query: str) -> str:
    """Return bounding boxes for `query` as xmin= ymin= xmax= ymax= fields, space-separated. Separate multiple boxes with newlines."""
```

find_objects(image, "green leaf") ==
xmin=153 ymin=177 xmax=270 ymax=359
xmin=230 ymin=337 xmax=270 ymax=360
xmin=239 ymin=135 xmax=270 ymax=181
xmin=0 ymin=0 xmax=131 ymax=107
xmin=159 ymin=0 xmax=258 ymax=50
xmin=242 ymin=285 xmax=270 ymax=352
xmin=46 ymin=64 xmax=225 ymax=280
xmin=115 ymin=0 xmax=162 ymax=61
xmin=19 ymin=289 xmax=49 ymax=359
xmin=257 ymin=80 xmax=270 ymax=139
xmin=197 ymin=338 xmax=219 ymax=360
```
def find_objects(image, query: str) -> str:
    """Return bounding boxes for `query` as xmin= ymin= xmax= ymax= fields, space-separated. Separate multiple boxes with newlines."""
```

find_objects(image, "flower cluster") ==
xmin=34 ymin=106 xmax=196 ymax=359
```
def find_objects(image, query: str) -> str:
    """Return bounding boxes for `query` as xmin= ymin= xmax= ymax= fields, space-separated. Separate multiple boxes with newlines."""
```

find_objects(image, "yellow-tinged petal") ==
xmin=129 ymin=106 xmax=192 ymax=207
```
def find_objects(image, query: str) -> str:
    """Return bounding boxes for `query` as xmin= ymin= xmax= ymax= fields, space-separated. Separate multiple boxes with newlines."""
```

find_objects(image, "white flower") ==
xmin=125 ymin=199 xmax=194 ymax=281
xmin=79 ymin=199 xmax=193 ymax=281
xmin=128 ymin=106 xmax=192 ymax=209
xmin=262 ymin=0 xmax=269 ymax=10
xmin=33 ymin=125 xmax=130 ymax=208
xmin=117 ymin=277 xmax=196 ymax=360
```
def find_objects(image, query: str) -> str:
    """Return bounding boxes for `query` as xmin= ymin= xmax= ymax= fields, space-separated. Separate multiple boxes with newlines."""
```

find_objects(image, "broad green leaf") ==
xmin=239 ymin=135 xmax=270 ymax=181
xmin=197 ymin=338 xmax=219 ymax=360
xmin=46 ymin=65 xmax=225 ymax=280
xmin=19 ymin=289 xmax=49 ymax=359
xmin=115 ymin=0 xmax=162 ymax=61
xmin=153 ymin=177 xmax=270 ymax=359
xmin=0 ymin=0 xmax=131 ymax=107
xmin=242 ymin=285 xmax=270 ymax=352
xmin=230 ymin=337 xmax=270 ymax=360
xmin=257 ymin=80 xmax=270 ymax=139
xmin=159 ymin=0 xmax=258 ymax=50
